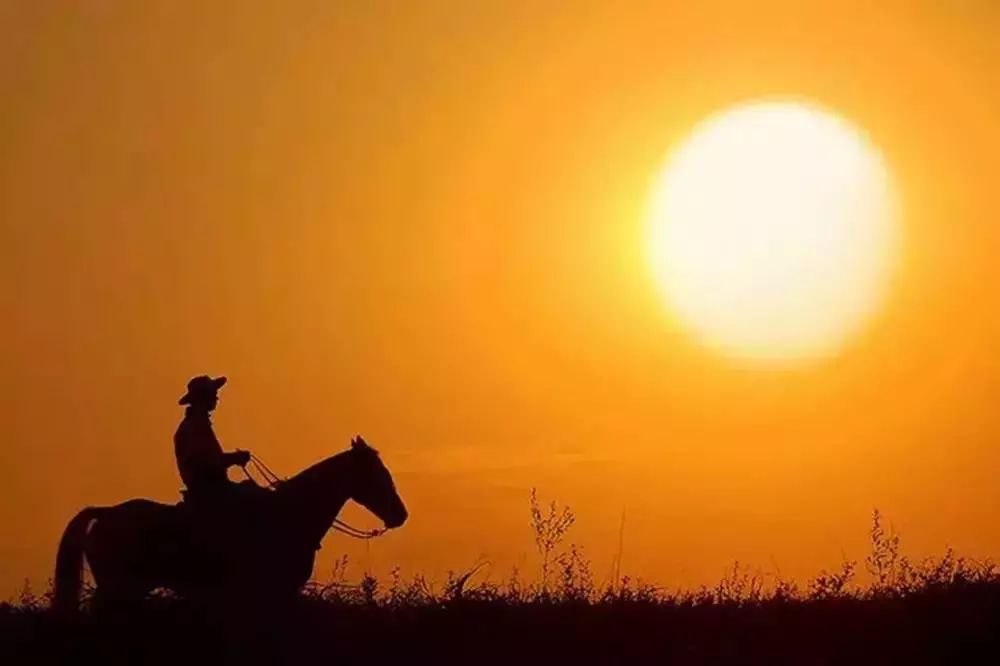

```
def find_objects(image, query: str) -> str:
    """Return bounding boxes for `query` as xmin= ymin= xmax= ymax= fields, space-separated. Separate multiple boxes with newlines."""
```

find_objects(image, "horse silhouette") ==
xmin=53 ymin=437 xmax=407 ymax=611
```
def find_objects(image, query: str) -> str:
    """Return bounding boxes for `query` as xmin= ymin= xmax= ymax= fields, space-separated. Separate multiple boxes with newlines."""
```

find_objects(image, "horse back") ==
xmin=117 ymin=498 xmax=175 ymax=511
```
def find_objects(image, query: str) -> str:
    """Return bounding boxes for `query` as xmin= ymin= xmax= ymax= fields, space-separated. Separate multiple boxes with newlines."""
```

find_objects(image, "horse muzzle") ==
xmin=383 ymin=505 xmax=408 ymax=530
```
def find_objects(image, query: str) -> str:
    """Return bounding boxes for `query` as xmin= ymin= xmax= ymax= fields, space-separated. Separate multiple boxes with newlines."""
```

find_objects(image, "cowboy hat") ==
xmin=178 ymin=375 xmax=227 ymax=405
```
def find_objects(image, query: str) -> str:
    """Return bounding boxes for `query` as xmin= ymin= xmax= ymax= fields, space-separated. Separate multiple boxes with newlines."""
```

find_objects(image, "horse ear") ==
xmin=351 ymin=435 xmax=378 ymax=455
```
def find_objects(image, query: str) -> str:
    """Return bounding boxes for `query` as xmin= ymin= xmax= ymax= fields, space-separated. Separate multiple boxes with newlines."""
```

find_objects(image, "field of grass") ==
xmin=3 ymin=496 xmax=999 ymax=664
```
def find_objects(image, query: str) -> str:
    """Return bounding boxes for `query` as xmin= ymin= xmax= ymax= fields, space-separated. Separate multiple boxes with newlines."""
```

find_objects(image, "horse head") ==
xmin=345 ymin=436 xmax=408 ymax=529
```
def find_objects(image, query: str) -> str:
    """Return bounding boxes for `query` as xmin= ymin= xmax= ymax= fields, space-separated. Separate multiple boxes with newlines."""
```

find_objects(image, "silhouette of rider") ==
xmin=174 ymin=375 xmax=251 ymax=498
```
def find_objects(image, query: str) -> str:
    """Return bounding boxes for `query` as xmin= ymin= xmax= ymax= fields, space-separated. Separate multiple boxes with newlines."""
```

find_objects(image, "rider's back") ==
xmin=174 ymin=408 xmax=228 ymax=492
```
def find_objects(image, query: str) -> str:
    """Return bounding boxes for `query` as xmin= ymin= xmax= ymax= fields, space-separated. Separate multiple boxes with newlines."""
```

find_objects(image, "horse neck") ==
xmin=278 ymin=451 xmax=354 ymax=545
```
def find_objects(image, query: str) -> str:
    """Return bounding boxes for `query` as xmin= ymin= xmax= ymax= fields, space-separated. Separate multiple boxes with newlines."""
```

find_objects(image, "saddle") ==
xmin=180 ymin=479 xmax=270 ymax=504
xmin=176 ymin=482 xmax=272 ymax=552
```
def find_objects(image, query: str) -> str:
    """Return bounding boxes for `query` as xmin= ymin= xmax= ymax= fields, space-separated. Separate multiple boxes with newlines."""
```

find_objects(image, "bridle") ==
xmin=242 ymin=452 xmax=386 ymax=540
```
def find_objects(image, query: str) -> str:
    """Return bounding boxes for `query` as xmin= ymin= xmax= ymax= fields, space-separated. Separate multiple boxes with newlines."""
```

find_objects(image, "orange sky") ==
xmin=4 ymin=2 xmax=1000 ymax=597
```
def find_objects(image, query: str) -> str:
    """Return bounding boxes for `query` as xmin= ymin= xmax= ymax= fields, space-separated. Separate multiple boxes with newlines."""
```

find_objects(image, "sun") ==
xmin=648 ymin=100 xmax=900 ymax=364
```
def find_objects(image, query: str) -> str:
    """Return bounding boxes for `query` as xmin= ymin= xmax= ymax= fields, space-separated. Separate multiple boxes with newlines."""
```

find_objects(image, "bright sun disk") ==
xmin=648 ymin=100 xmax=899 ymax=364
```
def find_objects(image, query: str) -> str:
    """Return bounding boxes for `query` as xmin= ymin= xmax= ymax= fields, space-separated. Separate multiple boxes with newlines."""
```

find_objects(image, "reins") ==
xmin=247 ymin=452 xmax=283 ymax=488
xmin=332 ymin=519 xmax=385 ymax=539
xmin=241 ymin=452 xmax=386 ymax=540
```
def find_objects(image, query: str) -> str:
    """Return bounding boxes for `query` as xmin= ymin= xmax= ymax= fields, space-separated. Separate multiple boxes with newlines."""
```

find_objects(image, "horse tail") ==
xmin=53 ymin=507 xmax=104 ymax=613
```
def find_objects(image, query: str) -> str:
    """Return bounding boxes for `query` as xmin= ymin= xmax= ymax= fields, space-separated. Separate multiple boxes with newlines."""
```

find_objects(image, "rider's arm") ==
xmin=222 ymin=450 xmax=250 ymax=468
xmin=177 ymin=420 xmax=224 ymax=475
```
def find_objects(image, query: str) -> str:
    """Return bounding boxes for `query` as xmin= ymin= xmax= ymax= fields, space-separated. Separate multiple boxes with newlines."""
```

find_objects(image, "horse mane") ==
xmin=284 ymin=442 xmax=378 ymax=487
xmin=292 ymin=448 xmax=352 ymax=482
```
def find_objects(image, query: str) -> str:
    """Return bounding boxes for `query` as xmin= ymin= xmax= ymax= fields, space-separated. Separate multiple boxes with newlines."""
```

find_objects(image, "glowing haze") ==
xmin=649 ymin=101 xmax=898 ymax=363
xmin=4 ymin=3 xmax=1000 ymax=597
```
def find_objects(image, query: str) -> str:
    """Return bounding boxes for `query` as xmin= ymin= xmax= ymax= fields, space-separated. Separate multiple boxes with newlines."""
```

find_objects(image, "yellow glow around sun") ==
xmin=648 ymin=101 xmax=899 ymax=363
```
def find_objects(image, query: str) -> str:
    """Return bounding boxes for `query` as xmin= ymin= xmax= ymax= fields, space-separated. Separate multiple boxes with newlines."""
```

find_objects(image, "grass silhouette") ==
xmin=3 ymin=494 xmax=999 ymax=664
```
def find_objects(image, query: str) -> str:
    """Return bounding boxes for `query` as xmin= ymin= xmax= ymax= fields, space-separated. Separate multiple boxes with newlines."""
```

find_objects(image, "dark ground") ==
xmin=3 ymin=582 xmax=999 ymax=665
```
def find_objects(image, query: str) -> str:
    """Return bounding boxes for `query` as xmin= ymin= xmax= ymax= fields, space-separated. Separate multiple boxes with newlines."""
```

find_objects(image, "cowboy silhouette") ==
xmin=174 ymin=375 xmax=254 ymax=498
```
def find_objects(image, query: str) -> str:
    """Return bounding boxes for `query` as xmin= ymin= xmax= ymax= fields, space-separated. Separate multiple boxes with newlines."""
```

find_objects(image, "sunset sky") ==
xmin=4 ymin=2 xmax=1000 ymax=597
